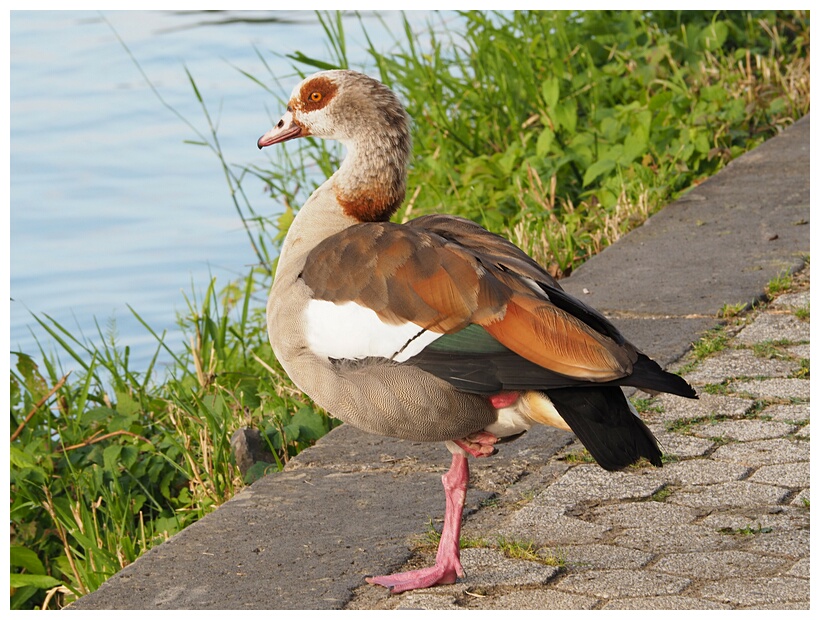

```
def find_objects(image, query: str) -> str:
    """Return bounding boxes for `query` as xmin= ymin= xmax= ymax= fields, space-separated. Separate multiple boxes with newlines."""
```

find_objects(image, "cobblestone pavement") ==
xmin=348 ymin=266 xmax=810 ymax=610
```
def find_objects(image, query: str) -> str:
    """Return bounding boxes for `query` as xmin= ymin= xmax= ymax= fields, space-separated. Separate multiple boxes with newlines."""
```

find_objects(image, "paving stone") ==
xmin=587 ymin=501 xmax=698 ymax=529
xmin=753 ymin=602 xmax=810 ymax=610
xmin=474 ymin=589 xmax=598 ymax=610
xmin=791 ymin=489 xmax=810 ymax=507
xmin=557 ymin=569 xmax=690 ymax=599
xmin=787 ymin=557 xmax=810 ymax=578
xmin=652 ymin=550 xmax=786 ymax=579
xmin=649 ymin=392 xmax=754 ymax=423
xmin=668 ymin=481 xmax=789 ymax=509
xmin=784 ymin=343 xmax=810 ymax=359
xmin=603 ymin=595 xmax=732 ymax=610
xmin=683 ymin=348 xmax=798 ymax=384
xmin=648 ymin=428 xmax=715 ymax=459
xmin=711 ymin=438 xmax=810 ymax=465
xmin=500 ymin=505 xmax=610 ymax=545
xmin=734 ymin=313 xmax=809 ymax=344
xmin=700 ymin=576 xmax=809 ymax=606
xmin=748 ymin=461 xmax=810 ymax=488
xmin=795 ymin=423 xmax=809 ymax=438
xmin=743 ymin=528 xmax=810 ymax=558
xmin=730 ymin=377 xmax=810 ymax=400
xmin=699 ymin=506 xmax=809 ymax=533
xmin=689 ymin=419 xmax=796 ymax=441
xmin=540 ymin=544 xmax=653 ymax=572
xmin=762 ymin=402 xmax=810 ymax=422
xmin=395 ymin=593 xmax=459 ymax=610
xmin=613 ymin=523 xmax=735 ymax=553
xmin=660 ymin=459 xmax=750 ymax=486
xmin=455 ymin=548 xmax=559 ymax=588
xmin=769 ymin=290 xmax=810 ymax=309
xmin=537 ymin=464 xmax=668 ymax=505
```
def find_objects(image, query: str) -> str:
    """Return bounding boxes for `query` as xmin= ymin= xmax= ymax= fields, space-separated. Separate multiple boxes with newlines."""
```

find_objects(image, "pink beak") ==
xmin=257 ymin=110 xmax=306 ymax=149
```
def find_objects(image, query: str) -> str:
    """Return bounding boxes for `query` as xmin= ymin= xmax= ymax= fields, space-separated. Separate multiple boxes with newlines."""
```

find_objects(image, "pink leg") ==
xmin=366 ymin=452 xmax=469 ymax=593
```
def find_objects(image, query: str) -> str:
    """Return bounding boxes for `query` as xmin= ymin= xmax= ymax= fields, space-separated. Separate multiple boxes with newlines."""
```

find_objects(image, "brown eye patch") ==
xmin=299 ymin=77 xmax=338 ymax=112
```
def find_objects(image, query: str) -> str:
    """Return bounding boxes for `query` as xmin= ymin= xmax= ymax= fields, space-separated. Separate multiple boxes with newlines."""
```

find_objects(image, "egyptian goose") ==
xmin=258 ymin=70 xmax=697 ymax=593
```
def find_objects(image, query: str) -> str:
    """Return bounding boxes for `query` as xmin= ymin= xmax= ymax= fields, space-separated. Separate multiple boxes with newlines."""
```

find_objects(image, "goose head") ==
xmin=257 ymin=70 xmax=412 ymax=222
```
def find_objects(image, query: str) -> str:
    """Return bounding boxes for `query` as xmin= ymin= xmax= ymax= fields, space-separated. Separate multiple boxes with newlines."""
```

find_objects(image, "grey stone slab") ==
xmin=542 ymin=544 xmax=653 ymax=571
xmin=785 ymin=343 xmax=810 ymax=359
xmin=796 ymin=423 xmax=809 ymax=439
xmin=689 ymin=419 xmax=796 ymax=441
xmin=455 ymin=548 xmax=560 ymax=588
xmin=743 ymin=528 xmax=810 ymax=558
xmin=787 ymin=557 xmax=810 ymax=578
xmin=473 ymin=589 xmax=598 ymax=610
xmin=556 ymin=568 xmax=690 ymax=599
xmin=668 ymin=481 xmax=790 ymax=510
xmin=394 ymin=593 xmax=459 ymax=610
xmin=560 ymin=117 xmax=809 ymax=318
xmin=770 ymin=290 xmax=810 ymax=309
xmin=660 ymin=459 xmax=750 ymax=486
xmin=700 ymin=576 xmax=809 ymax=607
xmin=730 ymin=377 xmax=810 ymax=400
xmin=588 ymin=501 xmax=698 ymax=528
xmin=791 ymin=489 xmax=810 ymax=508
xmin=711 ymin=438 xmax=810 ymax=466
xmin=649 ymin=428 xmax=715 ymax=459
xmin=753 ymin=602 xmax=811 ymax=610
xmin=649 ymin=392 xmax=755 ymax=423
xmin=735 ymin=313 xmax=810 ymax=345
xmin=653 ymin=550 xmax=786 ymax=579
xmin=748 ymin=461 xmax=810 ymax=488
xmin=699 ymin=506 xmax=809 ymax=533
xmin=534 ymin=463 xmax=667 ymax=506
xmin=763 ymin=402 xmax=810 ymax=422
xmin=603 ymin=595 xmax=733 ymax=610
xmin=500 ymin=505 xmax=610 ymax=546
xmin=613 ymin=524 xmax=736 ymax=554
xmin=683 ymin=348 xmax=798 ymax=384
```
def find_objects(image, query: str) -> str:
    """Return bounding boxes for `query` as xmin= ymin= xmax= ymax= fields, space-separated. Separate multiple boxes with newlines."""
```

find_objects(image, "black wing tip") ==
xmin=632 ymin=354 xmax=698 ymax=399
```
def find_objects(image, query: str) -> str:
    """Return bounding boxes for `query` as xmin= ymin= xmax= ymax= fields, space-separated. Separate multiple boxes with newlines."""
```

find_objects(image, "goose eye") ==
xmin=309 ymin=91 xmax=323 ymax=103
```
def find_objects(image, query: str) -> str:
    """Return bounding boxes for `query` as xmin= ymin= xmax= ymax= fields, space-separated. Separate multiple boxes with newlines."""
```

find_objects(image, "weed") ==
xmin=791 ymin=358 xmax=810 ymax=379
xmin=766 ymin=271 xmax=793 ymax=296
xmin=751 ymin=339 xmax=794 ymax=359
xmin=496 ymin=537 xmax=542 ymax=563
xmin=649 ymin=486 xmax=673 ymax=502
xmin=632 ymin=398 xmax=663 ymax=415
xmin=793 ymin=304 xmax=810 ymax=321
xmin=692 ymin=327 xmax=729 ymax=359
xmin=719 ymin=302 xmax=748 ymax=318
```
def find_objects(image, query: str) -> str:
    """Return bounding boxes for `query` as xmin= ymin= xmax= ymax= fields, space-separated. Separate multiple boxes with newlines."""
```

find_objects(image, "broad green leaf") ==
xmin=10 ymin=573 xmax=62 ymax=590
xmin=583 ymin=158 xmax=616 ymax=186
xmin=541 ymin=77 xmax=560 ymax=109
xmin=10 ymin=546 xmax=46 ymax=574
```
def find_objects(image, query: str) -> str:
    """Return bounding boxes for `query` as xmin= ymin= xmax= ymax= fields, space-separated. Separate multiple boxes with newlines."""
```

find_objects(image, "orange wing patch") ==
xmin=482 ymin=293 xmax=633 ymax=381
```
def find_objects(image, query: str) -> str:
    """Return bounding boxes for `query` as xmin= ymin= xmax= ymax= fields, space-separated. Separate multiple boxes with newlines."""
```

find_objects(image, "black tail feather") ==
xmin=546 ymin=386 xmax=662 ymax=471
xmin=621 ymin=354 xmax=698 ymax=399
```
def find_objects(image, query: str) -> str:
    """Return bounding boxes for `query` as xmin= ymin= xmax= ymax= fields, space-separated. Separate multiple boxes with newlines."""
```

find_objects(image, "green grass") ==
xmin=692 ymin=327 xmax=730 ymax=360
xmin=11 ymin=9 xmax=811 ymax=609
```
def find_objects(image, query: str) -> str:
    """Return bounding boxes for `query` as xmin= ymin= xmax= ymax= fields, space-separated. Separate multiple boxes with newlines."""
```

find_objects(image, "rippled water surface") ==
xmin=10 ymin=10 xmax=432 ymax=370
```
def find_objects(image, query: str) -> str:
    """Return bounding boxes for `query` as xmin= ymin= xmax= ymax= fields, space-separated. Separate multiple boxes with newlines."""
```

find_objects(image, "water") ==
xmin=9 ymin=10 xmax=433 ymax=373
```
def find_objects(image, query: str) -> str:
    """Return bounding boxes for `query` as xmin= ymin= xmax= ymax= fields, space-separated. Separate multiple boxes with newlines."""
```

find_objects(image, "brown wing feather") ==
xmin=301 ymin=218 xmax=634 ymax=380
xmin=481 ymin=293 xmax=633 ymax=380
